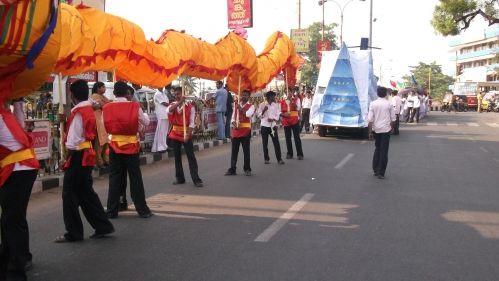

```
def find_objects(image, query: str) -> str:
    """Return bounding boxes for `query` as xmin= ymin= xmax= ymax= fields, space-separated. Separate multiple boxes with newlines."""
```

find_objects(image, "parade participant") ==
xmin=391 ymin=90 xmax=401 ymax=135
xmin=280 ymin=87 xmax=304 ymax=160
xmin=225 ymin=89 xmax=255 ymax=176
xmin=103 ymin=81 xmax=153 ymax=218
xmin=300 ymin=90 xmax=312 ymax=133
xmin=368 ymin=86 xmax=396 ymax=179
xmin=168 ymin=87 xmax=203 ymax=187
xmin=90 ymin=82 xmax=110 ymax=168
xmin=257 ymin=91 xmax=284 ymax=165
xmin=168 ymin=86 xmax=203 ymax=187
xmin=0 ymin=101 xmax=39 ymax=280
xmin=151 ymin=86 xmax=169 ymax=153
xmin=55 ymin=79 xmax=114 ymax=243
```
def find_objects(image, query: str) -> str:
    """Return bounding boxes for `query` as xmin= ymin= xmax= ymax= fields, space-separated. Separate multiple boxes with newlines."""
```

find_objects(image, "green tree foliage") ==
xmin=299 ymin=22 xmax=338 ymax=88
xmin=402 ymin=62 xmax=455 ymax=101
xmin=431 ymin=0 xmax=499 ymax=36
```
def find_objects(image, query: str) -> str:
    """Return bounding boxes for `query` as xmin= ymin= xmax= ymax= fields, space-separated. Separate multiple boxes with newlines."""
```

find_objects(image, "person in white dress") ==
xmin=152 ymin=87 xmax=170 ymax=153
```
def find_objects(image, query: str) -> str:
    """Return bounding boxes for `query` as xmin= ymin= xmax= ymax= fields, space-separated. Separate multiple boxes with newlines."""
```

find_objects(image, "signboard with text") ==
xmin=202 ymin=108 xmax=218 ymax=132
xmin=25 ymin=120 xmax=51 ymax=160
xmin=316 ymin=40 xmax=331 ymax=60
xmin=291 ymin=29 xmax=309 ymax=53
xmin=227 ymin=0 xmax=253 ymax=29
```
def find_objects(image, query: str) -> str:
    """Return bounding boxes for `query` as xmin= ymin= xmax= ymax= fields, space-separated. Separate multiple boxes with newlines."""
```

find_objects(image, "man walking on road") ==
xmin=213 ymin=80 xmax=227 ymax=140
xmin=391 ymin=90 xmax=401 ymax=135
xmin=281 ymin=87 xmax=304 ymax=160
xmin=55 ymin=80 xmax=114 ymax=243
xmin=368 ymin=86 xmax=396 ymax=179
xmin=258 ymin=91 xmax=284 ymax=165
xmin=225 ymin=89 xmax=255 ymax=176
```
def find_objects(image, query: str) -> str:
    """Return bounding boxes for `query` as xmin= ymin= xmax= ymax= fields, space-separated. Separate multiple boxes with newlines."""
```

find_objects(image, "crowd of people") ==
xmin=0 ymin=79 xmax=316 ymax=281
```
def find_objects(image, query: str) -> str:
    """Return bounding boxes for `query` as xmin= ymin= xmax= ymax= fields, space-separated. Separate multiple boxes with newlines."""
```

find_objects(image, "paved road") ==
xmin=26 ymin=111 xmax=499 ymax=281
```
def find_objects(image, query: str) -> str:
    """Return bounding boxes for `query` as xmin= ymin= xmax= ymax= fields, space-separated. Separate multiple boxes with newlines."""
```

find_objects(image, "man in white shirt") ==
xmin=55 ymin=79 xmax=114 ymax=242
xmin=410 ymin=92 xmax=421 ymax=123
xmin=391 ymin=90 xmax=402 ymax=135
xmin=152 ymin=87 xmax=169 ymax=153
xmin=257 ymin=91 xmax=284 ymax=165
xmin=367 ymin=86 xmax=396 ymax=179
xmin=300 ymin=90 xmax=313 ymax=133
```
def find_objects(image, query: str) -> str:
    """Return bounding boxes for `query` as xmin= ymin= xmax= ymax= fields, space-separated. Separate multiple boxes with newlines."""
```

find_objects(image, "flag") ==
xmin=397 ymin=81 xmax=405 ymax=89
xmin=411 ymin=75 xmax=418 ymax=86
xmin=390 ymin=80 xmax=397 ymax=88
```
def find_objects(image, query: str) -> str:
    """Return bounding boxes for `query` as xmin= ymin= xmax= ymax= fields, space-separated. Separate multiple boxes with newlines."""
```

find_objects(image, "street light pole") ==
xmin=322 ymin=1 xmax=325 ymax=40
xmin=369 ymin=0 xmax=373 ymax=47
xmin=319 ymin=0 xmax=357 ymax=44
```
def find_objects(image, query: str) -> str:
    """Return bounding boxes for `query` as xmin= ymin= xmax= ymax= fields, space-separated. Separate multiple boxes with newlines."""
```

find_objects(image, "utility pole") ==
xmin=369 ymin=0 xmax=373 ymax=47
xmin=298 ymin=0 xmax=301 ymax=29
xmin=322 ymin=1 xmax=325 ymax=40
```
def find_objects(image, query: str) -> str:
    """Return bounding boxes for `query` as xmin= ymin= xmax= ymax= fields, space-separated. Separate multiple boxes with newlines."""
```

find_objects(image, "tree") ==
xmin=402 ymin=62 xmax=455 ymax=101
xmin=431 ymin=0 xmax=499 ymax=36
xmin=299 ymin=22 xmax=338 ymax=87
xmin=178 ymin=76 xmax=199 ymax=96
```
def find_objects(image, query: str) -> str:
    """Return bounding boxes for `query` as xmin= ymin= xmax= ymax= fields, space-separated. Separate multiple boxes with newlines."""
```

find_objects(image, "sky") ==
xmin=104 ymin=0 xmax=457 ymax=85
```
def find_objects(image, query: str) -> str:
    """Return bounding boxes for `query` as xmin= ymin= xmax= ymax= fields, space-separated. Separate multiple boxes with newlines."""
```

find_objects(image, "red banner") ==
xmin=227 ymin=0 xmax=253 ymax=29
xmin=316 ymin=40 xmax=331 ymax=61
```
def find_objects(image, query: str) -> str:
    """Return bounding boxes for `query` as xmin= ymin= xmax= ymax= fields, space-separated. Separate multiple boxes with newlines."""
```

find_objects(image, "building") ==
xmin=449 ymin=24 xmax=498 ymax=83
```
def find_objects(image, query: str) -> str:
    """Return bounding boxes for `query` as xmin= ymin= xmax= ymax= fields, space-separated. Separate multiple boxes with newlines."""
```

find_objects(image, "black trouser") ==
xmin=0 ymin=170 xmax=37 ymax=281
xmin=405 ymin=108 xmax=413 ymax=122
xmin=107 ymin=149 xmax=150 ymax=216
xmin=410 ymin=107 xmax=420 ymax=123
xmin=284 ymin=124 xmax=304 ymax=158
xmin=225 ymin=111 xmax=232 ymax=138
xmin=171 ymin=139 xmax=202 ymax=183
xmin=261 ymin=126 xmax=282 ymax=161
xmin=393 ymin=114 xmax=400 ymax=135
xmin=372 ymin=132 xmax=391 ymax=177
xmin=300 ymin=108 xmax=311 ymax=133
xmin=228 ymin=135 xmax=251 ymax=173
xmin=63 ymin=151 xmax=113 ymax=241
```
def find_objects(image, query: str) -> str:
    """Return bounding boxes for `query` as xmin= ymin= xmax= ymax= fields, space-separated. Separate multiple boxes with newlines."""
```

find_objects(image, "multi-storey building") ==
xmin=449 ymin=24 xmax=498 ymax=83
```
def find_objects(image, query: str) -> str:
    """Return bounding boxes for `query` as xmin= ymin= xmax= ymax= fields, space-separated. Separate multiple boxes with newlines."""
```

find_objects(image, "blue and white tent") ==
xmin=311 ymin=43 xmax=377 ymax=128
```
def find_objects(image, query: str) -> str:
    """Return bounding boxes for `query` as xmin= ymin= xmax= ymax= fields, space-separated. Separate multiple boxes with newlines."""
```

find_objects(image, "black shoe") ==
xmin=286 ymin=154 xmax=293 ymax=159
xmin=244 ymin=170 xmax=252 ymax=176
xmin=173 ymin=180 xmax=185 ymax=185
xmin=373 ymin=173 xmax=379 ymax=177
xmin=118 ymin=202 xmax=128 ymax=211
xmin=297 ymin=155 xmax=304 ymax=160
xmin=278 ymin=160 xmax=285 ymax=165
xmin=264 ymin=160 xmax=270 ymax=164
xmin=90 ymin=228 xmax=115 ymax=239
xmin=106 ymin=212 xmax=118 ymax=219
xmin=224 ymin=170 xmax=236 ymax=176
xmin=194 ymin=181 xmax=204 ymax=188
xmin=138 ymin=212 xmax=153 ymax=218
xmin=54 ymin=235 xmax=82 ymax=243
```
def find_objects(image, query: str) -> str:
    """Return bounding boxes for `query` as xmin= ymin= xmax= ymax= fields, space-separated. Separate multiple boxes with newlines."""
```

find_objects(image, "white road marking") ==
xmin=480 ymin=146 xmax=489 ymax=153
xmin=469 ymin=137 xmax=477 ymax=143
xmin=486 ymin=123 xmax=499 ymax=128
xmin=361 ymin=140 xmax=367 ymax=144
xmin=319 ymin=224 xmax=359 ymax=229
xmin=254 ymin=193 xmax=314 ymax=242
xmin=446 ymin=122 xmax=458 ymax=126
xmin=427 ymin=122 xmax=438 ymax=126
xmin=334 ymin=153 xmax=355 ymax=169
xmin=467 ymin=122 xmax=479 ymax=127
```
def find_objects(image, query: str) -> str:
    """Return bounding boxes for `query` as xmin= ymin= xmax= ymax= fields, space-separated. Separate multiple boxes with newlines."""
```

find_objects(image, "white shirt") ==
xmin=153 ymin=90 xmax=169 ymax=120
xmin=232 ymin=102 xmax=255 ymax=122
xmin=367 ymin=98 xmax=396 ymax=133
xmin=167 ymin=102 xmax=196 ymax=128
xmin=106 ymin=97 xmax=150 ymax=127
xmin=302 ymin=97 xmax=313 ymax=109
xmin=65 ymin=100 xmax=92 ymax=150
xmin=412 ymin=95 xmax=421 ymax=108
xmin=257 ymin=101 xmax=280 ymax=128
xmin=0 ymin=114 xmax=35 ymax=171
xmin=13 ymin=101 xmax=25 ymax=129
xmin=391 ymin=95 xmax=402 ymax=115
